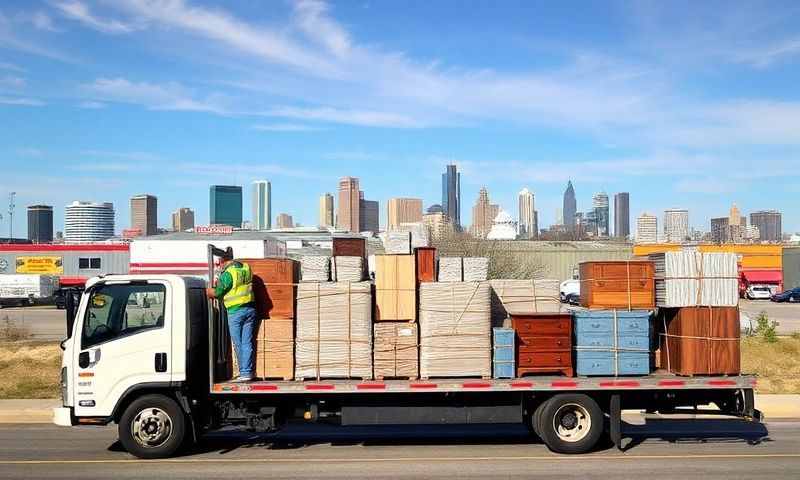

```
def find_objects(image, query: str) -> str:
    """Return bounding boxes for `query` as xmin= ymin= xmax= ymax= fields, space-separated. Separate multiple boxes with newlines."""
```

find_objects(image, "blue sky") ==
xmin=1 ymin=0 xmax=799 ymax=236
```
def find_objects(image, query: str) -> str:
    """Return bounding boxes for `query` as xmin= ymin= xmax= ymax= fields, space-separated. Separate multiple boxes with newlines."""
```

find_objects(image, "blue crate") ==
xmin=493 ymin=345 xmax=514 ymax=362
xmin=576 ymin=351 xmax=650 ymax=376
xmin=493 ymin=362 xmax=515 ymax=379
xmin=493 ymin=327 xmax=515 ymax=347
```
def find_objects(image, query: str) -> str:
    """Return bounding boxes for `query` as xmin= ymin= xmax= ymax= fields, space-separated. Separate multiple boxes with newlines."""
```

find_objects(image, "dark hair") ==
xmin=221 ymin=247 xmax=234 ymax=260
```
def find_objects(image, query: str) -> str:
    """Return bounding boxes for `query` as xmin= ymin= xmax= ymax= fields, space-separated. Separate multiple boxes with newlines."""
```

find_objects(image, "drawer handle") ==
xmin=592 ymin=362 xmax=602 ymax=368
xmin=591 ymin=323 xmax=601 ymax=328
xmin=556 ymin=340 xmax=563 ymax=346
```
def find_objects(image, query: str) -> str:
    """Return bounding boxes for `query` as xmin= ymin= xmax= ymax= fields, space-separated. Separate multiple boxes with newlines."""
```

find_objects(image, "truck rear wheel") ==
xmin=118 ymin=394 xmax=186 ymax=459
xmin=537 ymin=393 xmax=603 ymax=454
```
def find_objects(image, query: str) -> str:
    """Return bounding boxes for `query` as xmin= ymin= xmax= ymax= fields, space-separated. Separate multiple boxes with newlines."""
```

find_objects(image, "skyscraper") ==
xmin=471 ymin=186 xmax=500 ymax=238
xmin=518 ymin=187 xmax=536 ymax=239
xmin=563 ymin=181 xmax=576 ymax=230
xmin=130 ymin=194 xmax=157 ymax=236
xmin=171 ymin=208 xmax=194 ymax=232
xmin=251 ymin=180 xmax=271 ymax=230
xmin=276 ymin=213 xmax=294 ymax=229
xmin=613 ymin=192 xmax=630 ymax=238
xmin=27 ymin=205 xmax=53 ymax=243
xmin=209 ymin=185 xmax=243 ymax=227
xmin=441 ymin=164 xmax=461 ymax=229
xmin=710 ymin=217 xmax=729 ymax=244
xmin=359 ymin=191 xmax=379 ymax=232
xmin=664 ymin=208 xmax=689 ymax=243
xmin=423 ymin=204 xmax=452 ymax=241
xmin=636 ymin=213 xmax=658 ymax=244
xmin=64 ymin=201 xmax=115 ymax=243
xmin=750 ymin=210 xmax=782 ymax=242
xmin=387 ymin=198 xmax=423 ymax=229
xmin=337 ymin=177 xmax=360 ymax=233
xmin=592 ymin=191 xmax=610 ymax=237
xmin=729 ymin=203 xmax=741 ymax=227
xmin=319 ymin=193 xmax=334 ymax=228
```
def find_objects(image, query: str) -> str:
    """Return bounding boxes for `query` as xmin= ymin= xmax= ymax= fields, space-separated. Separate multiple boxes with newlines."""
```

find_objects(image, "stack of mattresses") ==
xmin=300 ymin=255 xmax=331 ymax=282
xmin=438 ymin=257 xmax=463 ymax=281
xmin=489 ymin=279 xmax=561 ymax=326
xmin=332 ymin=256 xmax=365 ymax=282
xmin=418 ymin=282 xmax=491 ymax=379
xmin=373 ymin=323 xmax=418 ymax=379
xmin=463 ymin=257 xmax=489 ymax=281
xmin=383 ymin=231 xmax=412 ymax=255
xmin=294 ymin=282 xmax=373 ymax=380
xmin=657 ymin=306 xmax=740 ymax=376
xmin=649 ymin=252 xmax=738 ymax=307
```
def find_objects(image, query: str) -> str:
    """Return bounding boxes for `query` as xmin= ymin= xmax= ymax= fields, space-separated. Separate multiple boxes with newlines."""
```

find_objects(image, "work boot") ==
xmin=231 ymin=376 xmax=253 ymax=383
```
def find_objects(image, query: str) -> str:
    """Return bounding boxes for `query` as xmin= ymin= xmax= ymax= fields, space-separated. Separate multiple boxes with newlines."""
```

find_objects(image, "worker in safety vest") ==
xmin=206 ymin=249 xmax=257 ymax=382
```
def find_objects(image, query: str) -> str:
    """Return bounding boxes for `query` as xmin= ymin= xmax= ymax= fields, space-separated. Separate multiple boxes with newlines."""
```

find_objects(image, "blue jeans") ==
xmin=227 ymin=305 xmax=257 ymax=378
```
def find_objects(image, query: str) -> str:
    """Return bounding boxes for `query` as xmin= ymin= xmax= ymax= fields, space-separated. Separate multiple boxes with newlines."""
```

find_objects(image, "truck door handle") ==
xmin=155 ymin=353 xmax=167 ymax=373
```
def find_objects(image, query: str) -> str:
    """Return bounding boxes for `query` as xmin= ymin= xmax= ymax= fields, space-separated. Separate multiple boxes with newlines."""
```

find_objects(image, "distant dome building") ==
xmin=427 ymin=204 xmax=444 ymax=214
xmin=487 ymin=210 xmax=517 ymax=240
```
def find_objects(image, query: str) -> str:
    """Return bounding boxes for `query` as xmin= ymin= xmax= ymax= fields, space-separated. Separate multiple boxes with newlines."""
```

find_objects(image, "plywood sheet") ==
xmin=375 ymin=254 xmax=417 ymax=321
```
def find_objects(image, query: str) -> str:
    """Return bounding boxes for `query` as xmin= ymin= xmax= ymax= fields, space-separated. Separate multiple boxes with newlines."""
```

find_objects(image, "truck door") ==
xmin=72 ymin=280 xmax=172 ymax=418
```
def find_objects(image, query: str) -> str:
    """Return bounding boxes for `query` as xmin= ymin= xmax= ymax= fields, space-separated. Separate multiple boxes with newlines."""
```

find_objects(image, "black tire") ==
xmin=530 ymin=397 xmax=551 ymax=439
xmin=118 ymin=394 xmax=186 ymax=459
xmin=537 ymin=393 xmax=604 ymax=454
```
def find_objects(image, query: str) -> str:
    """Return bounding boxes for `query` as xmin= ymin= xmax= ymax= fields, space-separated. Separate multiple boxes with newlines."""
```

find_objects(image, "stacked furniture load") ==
xmin=573 ymin=310 xmax=651 ymax=376
xmin=374 ymin=255 xmax=416 ymax=321
xmin=418 ymin=282 xmax=491 ymax=379
xmin=373 ymin=322 xmax=418 ymax=380
xmin=384 ymin=231 xmax=412 ymax=255
xmin=579 ymin=261 xmax=655 ymax=310
xmin=438 ymin=257 xmax=463 ymax=281
xmin=240 ymin=257 xmax=299 ymax=381
xmin=437 ymin=256 xmax=489 ymax=282
xmin=649 ymin=252 xmax=738 ymax=307
xmin=492 ymin=327 xmax=515 ymax=379
xmin=511 ymin=313 xmax=573 ymax=377
xmin=332 ymin=236 xmax=367 ymax=281
xmin=488 ymin=279 xmax=561 ymax=327
xmin=294 ymin=281 xmax=373 ymax=380
xmin=300 ymin=255 xmax=330 ymax=282
xmin=415 ymin=247 xmax=437 ymax=283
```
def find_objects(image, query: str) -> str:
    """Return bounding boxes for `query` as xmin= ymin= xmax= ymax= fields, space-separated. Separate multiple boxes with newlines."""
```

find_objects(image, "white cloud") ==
xmin=0 ymin=11 xmax=76 ymax=63
xmin=0 ymin=96 xmax=45 ymax=106
xmin=265 ymin=106 xmax=423 ymax=128
xmin=53 ymin=1 xmax=141 ymax=34
xmin=78 ymin=100 xmax=106 ymax=109
xmin=251 ymin=123 xmax=323 ymax=132
xmin=29 ymin=11 xmax=58 ymax=32
xmin=83 ymin=77 xmax=227 ymax=113
xmin=292 ymin=0 xmax=351 ymax=58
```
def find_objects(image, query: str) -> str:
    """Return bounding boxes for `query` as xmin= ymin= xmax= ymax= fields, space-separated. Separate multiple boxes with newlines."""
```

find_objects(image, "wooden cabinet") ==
xmin=414 ymin=247 xmax=437 ymax=283
xmin=375 ymin=255 xmax=417 ymax=321
xmin=658 ymin=307 xmax=740 ymax=376
xmin=511 ymin=313 xmax=573 ymax=377
xmin=332 ymin=236 xmax=366 ymax=258
xmin=239 ymin=258 xmax=299 ymax=320
xmin=579 ymin=261 xmax=655 ymax=309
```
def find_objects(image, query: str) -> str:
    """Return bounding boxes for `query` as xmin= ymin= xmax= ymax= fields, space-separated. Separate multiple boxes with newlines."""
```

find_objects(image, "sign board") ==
xmin=16 ymin=256 xmax=64 ymax=274
xmin=195 ymin=225 xmax=234 ymax=235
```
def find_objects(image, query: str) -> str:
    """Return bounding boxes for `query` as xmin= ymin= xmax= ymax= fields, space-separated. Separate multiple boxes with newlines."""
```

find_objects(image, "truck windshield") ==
xmin=81 ymin=283 xmax=166 ymax=349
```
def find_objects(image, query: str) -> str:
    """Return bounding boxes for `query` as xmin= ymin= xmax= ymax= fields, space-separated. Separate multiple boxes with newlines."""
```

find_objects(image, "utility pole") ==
xmin=8 ymin=192 xmax=15 ymax=240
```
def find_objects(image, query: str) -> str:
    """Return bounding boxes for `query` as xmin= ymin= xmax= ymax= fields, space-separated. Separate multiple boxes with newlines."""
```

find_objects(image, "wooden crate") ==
xmin=579 ymin=261 xmax=655 ymax=309
xmin=414 ymin=247 xmax=437 ymax=283
xmin=239 ymin=258 xmax=299 ymax=320
xmin=375 ymin=254 xmax=417 ymax=321
xmin=373 ymin=322 xmax=418 ymax=379
xmin=255 ymin=318 xmax=294 ymax=380
xmin=511 ymin=313 xmax=573 ymax=377
xmin=658 ymin=307 xmax=740 ymax=376
xmin=332 ymin=236 xmax=366 ymax=258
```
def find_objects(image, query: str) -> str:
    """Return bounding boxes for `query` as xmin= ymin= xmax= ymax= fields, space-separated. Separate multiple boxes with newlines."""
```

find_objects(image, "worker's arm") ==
xmin=206 ymin=270 xmax=233 ymax=299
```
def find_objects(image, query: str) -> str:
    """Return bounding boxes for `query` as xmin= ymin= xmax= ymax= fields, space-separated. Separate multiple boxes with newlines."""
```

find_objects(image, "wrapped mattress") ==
xmin=650 ymin=252 xmax=738 ymax=307
xmin=438 ymin=257 xmax=463 ymax=281
xmin=463 ymin=257 xmax=489 ymax=281
xmin=489 ymin=279 xmax=561 ymax=326
xmin=332 ymin=256 xmax=364 ymax=282
xmin=300 ymin=255 xmax=331 ymax=282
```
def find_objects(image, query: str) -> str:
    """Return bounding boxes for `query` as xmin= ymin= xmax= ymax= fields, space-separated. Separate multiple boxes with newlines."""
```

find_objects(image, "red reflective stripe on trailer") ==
xmin=250 ymin=384 xmax=278 ymax=391
xmin=410 ymin=383 xmax=437 ymax=389
xmin=462 ymin=382 xmax=491 ymax=389
xmin=658 ymin=380 xmax=686 ymax=387
xmin=551 ymin=381 xmax=578 ymax=388
xmin=511 ymin=381 xmax=534 ymax=388
xmin=305 ymin=384 xmax=335 ymax=391
xmin=599 ymin=381 xmax=640 ymax=388
xmin=707 ymin=380 xmax=737 ymax=386
xmin=129 ymin=262 xmax=208 ymax=267
xmin=356 ymin=383 xmax=386 ymax=390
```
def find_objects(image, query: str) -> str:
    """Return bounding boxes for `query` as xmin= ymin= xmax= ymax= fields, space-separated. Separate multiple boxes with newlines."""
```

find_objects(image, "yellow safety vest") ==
xmin=222 ymin=263 xmax=254 ymax=309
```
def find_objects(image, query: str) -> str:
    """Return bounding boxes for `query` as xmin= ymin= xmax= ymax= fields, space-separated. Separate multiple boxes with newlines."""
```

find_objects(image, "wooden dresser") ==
xmin=511 ymin=313 xmax=574 ymax=377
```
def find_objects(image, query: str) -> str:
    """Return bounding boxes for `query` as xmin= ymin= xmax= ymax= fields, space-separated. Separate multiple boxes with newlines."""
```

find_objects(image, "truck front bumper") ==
xmin=53 ymin=407 xmax=74 ymax=427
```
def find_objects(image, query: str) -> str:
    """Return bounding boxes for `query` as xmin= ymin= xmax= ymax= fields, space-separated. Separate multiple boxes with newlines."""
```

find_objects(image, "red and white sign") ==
xmin=195 ymin=225 xmax=234 ymax=235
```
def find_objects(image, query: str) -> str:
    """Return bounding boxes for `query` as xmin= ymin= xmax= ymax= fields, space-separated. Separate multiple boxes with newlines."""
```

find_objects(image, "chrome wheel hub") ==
xmin=131 ymin=407 xmax=172 ymax=449
xmin=553 ymin=403 xmax=591 ymax=443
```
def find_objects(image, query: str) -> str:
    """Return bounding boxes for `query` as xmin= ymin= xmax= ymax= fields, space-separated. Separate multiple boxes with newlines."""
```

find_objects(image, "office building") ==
xmin=171 ymin=208 xmax=194 ymax=232
xmin=518 ymin=188 xmax=537 ymax=239
xmin=387 ymin=198 xmax=423 ymax=230
xmin=209 ymin=185 xmax=243 ymax=227
xmin=664 ymin=208 xmax=689 ymax=243
xmin=471 ymin=186 xmax=500 ymax=238
xmin=27 ymin=205 xmax=53 ymax=243
xmin=729 ymin=203 xmax=742 ymax=227
xmin=64 ymin=201 xmax=115 ymax=243
xmin=710 ymin=217 xmax=729 ymax=244
xmin=614 ymin=192 xmax=630 ymax=238
xmin=130 ymin=194 xmax=157 ymax=236
xmin=359 ymin=192 xmax=379 ymax=232
xmin=563 ymin=180 xmax=576 ymax=230
xmin=251 ymin=180 xmax=271 ymax=230
xmin=337 ymin=177 xmax=360 ymax=233
xmin=276 ymin=213 xmax=294 ymax=229
xmin=441 ymin=164 xmax=461 ymax=229
xmin=592 ymin=191 xmax=610 ymax=237
xmin=319 ymin=193 xmax=334 ymax=228
xmin=423 ymin=204 xmax=451 ymax=241
xmin=750 ymin=210 xmax=782 ymax=242
xmin=636 ymin=213 xmax=658 ymax=244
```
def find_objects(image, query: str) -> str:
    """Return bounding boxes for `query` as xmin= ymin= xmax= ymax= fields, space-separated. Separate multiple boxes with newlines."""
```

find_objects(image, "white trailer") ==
xmin=0 ymin=274 xmax=59 ymax=307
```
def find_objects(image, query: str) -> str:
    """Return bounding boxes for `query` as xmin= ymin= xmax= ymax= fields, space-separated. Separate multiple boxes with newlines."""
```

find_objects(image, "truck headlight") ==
xmin=60 ymin=367 xmax=68 ymax=406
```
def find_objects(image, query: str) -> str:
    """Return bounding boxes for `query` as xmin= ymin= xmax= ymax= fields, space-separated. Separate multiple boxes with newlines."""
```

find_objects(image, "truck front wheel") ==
xmin=118 ymin=394 xmax=187 ymax=459
xmin=537 ymin=393 xmax=603 ymax=454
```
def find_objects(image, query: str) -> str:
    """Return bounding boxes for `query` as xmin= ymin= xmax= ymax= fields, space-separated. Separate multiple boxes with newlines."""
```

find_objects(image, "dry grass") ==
xmin=741 ymin=336 xmax=800 ymax=394
xmin=0 ymin=340 xmax=62 ymax=399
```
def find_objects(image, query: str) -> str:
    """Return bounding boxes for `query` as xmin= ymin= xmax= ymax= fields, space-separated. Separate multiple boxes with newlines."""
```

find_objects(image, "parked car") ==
xmin=745 ymin=285 xmax=773 ymax=300
xmin=560 ymin=279 xmax=580 ymax=302
xmin=771 ymin=287 xmax=800 ymax=303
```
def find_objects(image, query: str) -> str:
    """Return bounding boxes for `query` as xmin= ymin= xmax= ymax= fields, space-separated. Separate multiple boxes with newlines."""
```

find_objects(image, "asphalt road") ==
xmin=739 ymin=299 xmax=800 ymax=335
xmin=0 ymin=419 xmax=798 ymax=479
